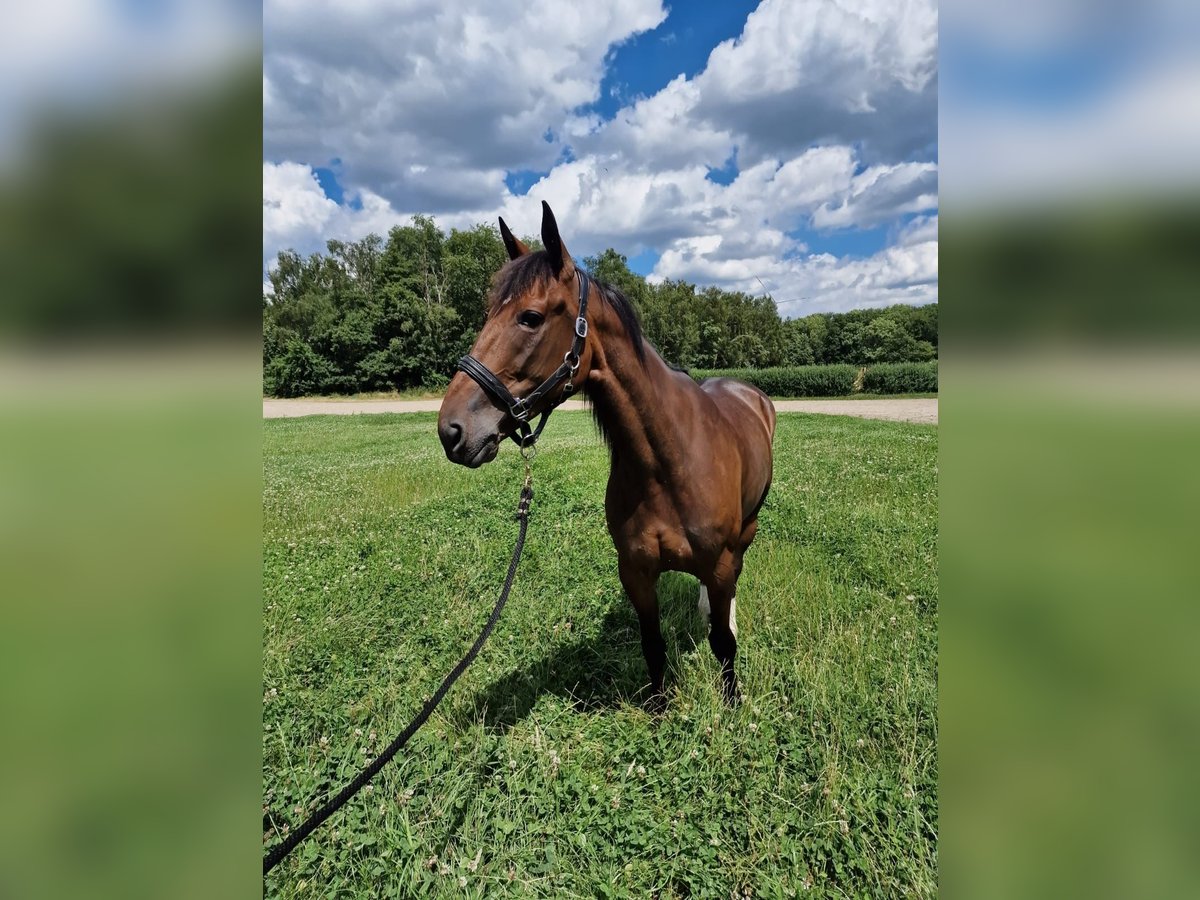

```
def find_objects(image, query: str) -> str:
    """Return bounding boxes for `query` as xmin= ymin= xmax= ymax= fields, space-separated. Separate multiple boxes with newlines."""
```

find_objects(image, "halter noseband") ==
xmin=456 ymin=268 xmax=591 ymax=449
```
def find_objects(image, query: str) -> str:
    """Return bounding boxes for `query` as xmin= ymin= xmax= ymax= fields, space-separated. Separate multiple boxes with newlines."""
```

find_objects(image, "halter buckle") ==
xmin=509 ymin=397 xmax=531 ymax=422
xmin=575 ymin=317 xmax=588 ymax=339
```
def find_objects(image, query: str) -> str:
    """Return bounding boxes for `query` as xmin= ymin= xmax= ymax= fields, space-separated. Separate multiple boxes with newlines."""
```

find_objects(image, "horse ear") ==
xmin=540 ymin=201 xmax=575 ymax=279
xmin=498 ymin=217 xmax=530 ymax=261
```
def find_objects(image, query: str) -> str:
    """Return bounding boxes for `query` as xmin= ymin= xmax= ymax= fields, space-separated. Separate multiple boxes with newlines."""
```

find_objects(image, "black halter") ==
xmin=457 ymin=268 xmax=591 ymax=448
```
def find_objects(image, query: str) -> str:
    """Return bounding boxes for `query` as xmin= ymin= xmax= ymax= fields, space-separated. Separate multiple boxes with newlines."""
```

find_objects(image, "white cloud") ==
xmin=895 ymin=213 xmax=939 ymax=246
xmin=264 ymin=0 xmax=667 ymax=209
xmin=263 ymin=161 xmax=398 ymax=278
xmin=653 ymin=231 xmax=938 ymax=314
xmin=263 ymin=0 xmax=939 ymax=312
xmin=575 ymin=0 xmax=937 ymax=171
xmin=812 ymin=162 xmax=938 ymax=229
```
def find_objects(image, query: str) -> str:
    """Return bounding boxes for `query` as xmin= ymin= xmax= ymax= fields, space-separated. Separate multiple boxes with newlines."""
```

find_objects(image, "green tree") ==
xmin=263 ymin=219 xmax=936 ymax=395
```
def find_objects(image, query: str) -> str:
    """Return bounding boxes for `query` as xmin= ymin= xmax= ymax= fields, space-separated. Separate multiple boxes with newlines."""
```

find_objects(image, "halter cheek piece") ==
xmin=457 ymin=269 xmax=591 ymax=449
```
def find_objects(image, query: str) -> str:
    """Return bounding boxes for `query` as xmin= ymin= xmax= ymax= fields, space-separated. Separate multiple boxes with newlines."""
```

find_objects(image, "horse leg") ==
xmin=698 ymin=584 xmax=736 ymax=637
xmin=619 ymin=561 xmax=666 ymax=702
xmin=703 ymin=550 xmax=744 ymax=704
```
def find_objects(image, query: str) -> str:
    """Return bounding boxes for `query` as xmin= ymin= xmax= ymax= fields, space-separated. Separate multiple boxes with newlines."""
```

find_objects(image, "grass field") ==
xmin=263 ymin=412 xmax=938 ymax=898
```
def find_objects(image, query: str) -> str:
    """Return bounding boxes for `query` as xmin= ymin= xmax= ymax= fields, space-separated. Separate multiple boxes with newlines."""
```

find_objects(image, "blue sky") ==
xmin=263 ymin=0 xmax=940 ymax=313
xmin=585 ymin=1 xmax=764 ymax=120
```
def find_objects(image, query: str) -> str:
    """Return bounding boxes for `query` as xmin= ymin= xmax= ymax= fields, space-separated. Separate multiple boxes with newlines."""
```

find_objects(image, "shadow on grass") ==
xmin=465 ymin=572 xmax=710 ymax=731
xmin=430 ymin=574 xmax=711 ymax=854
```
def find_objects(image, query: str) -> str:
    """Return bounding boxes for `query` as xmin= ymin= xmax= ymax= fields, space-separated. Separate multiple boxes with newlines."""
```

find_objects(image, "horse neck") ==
xmin=583 ymin=302 xmax=690 ymax=476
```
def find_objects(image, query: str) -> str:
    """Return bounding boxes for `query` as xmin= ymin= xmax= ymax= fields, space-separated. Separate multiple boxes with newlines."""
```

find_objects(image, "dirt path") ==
xmin=264 ymin=397 xmax=937 ymax=424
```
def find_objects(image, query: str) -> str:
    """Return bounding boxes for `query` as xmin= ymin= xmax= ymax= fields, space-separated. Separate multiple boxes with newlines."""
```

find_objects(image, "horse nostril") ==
xmin=439 ymin=420 xmax=465 ymax=455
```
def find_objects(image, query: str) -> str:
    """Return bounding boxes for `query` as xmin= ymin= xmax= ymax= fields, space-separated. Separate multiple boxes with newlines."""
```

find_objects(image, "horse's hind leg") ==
xmin=703 ymin=517 xmax=757 ymax=633
xmin=619 ymin=560 xmax=666 ymax=702
xmin=698 ymin=585 xmax=736 ymax=637
xmin=702 ymin=550 xmax=744 ymax=704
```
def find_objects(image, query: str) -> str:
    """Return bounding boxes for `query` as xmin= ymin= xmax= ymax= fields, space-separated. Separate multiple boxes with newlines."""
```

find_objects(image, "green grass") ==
xmin=263 ymin=412 xmax=938 ymax=898
xmin=772 ymin=393 xmax=939 ymax=401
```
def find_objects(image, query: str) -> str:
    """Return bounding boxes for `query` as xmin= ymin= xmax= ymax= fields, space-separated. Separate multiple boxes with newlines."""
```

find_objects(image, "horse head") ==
xmin=438 ymin=201 xmax=595 ymax=466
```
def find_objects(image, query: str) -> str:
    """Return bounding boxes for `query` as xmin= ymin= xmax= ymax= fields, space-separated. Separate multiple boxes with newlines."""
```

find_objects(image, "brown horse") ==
xmin=438 ymin=202 xmax=775 ymax=702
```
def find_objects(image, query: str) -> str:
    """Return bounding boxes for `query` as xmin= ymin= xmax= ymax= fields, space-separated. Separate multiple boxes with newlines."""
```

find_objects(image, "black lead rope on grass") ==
xmin=263 ymin=478 xmax=535 ymax=876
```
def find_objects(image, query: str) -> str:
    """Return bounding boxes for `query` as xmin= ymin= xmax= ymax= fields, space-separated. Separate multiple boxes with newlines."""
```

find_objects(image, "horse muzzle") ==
xmin=439 ymin=419 xmax=499 ymax=468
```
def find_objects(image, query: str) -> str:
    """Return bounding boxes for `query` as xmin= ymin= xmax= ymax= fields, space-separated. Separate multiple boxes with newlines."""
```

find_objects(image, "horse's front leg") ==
xmin=618 ymin=559 xmax=665 ymax=702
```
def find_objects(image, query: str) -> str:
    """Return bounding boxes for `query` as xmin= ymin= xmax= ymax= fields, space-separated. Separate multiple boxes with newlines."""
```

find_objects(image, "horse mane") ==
xmin=489 ymin=251 xmax=646 ymax=363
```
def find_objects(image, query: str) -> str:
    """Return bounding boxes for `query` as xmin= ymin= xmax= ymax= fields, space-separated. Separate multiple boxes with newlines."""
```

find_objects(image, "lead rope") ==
xmin=263 ymin=459 xmax=535 ymax=876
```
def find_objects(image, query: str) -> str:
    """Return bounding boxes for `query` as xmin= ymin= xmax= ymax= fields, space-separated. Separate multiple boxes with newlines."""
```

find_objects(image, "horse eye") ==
xmin=517 ymin=310 xmax=544 ymax=329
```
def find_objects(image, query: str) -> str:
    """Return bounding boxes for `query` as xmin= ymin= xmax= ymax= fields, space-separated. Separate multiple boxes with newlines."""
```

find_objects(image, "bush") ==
xmin=690 ymin=361 xmax=937 ymax=397
xmin=860 ymin=361 xmax=938 ymax=394
xmin=691 ymin=364 xmax=859 ymax=397
xmin=264 ymin=339 xmax=337 ymax=397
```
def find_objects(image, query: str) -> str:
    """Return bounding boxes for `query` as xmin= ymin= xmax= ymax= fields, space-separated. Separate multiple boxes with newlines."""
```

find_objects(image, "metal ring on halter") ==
xmin=563 ymin=350 xmax=580 ymax=373
xmin=519 ymin=433 xmax=538 ymax=462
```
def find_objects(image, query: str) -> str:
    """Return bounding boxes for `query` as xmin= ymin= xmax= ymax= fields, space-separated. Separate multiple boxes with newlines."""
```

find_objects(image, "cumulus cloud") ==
xmin=263 ymin=161 xmax=398 ymax=276
xmin=653 ymin=230 xmax=938 ymax=314
xmin=507 ymin=144 xmax=935 ymax=254
xmin=264 ymin=0 xmax=667 ymax=210
xmin=812 ymin=162 xmax=938 ymax=229
xmin=263 ymin=0 xmax=939 ymax=313
xmin=693 ymin=0 xmax=937 ymax=164
xmin=576 ymin=0 xmax=937 ymax=170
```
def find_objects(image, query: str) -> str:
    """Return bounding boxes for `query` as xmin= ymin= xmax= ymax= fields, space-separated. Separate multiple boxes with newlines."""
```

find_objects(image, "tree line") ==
xmin=263 ymin=216 xmax=937 ymax=397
